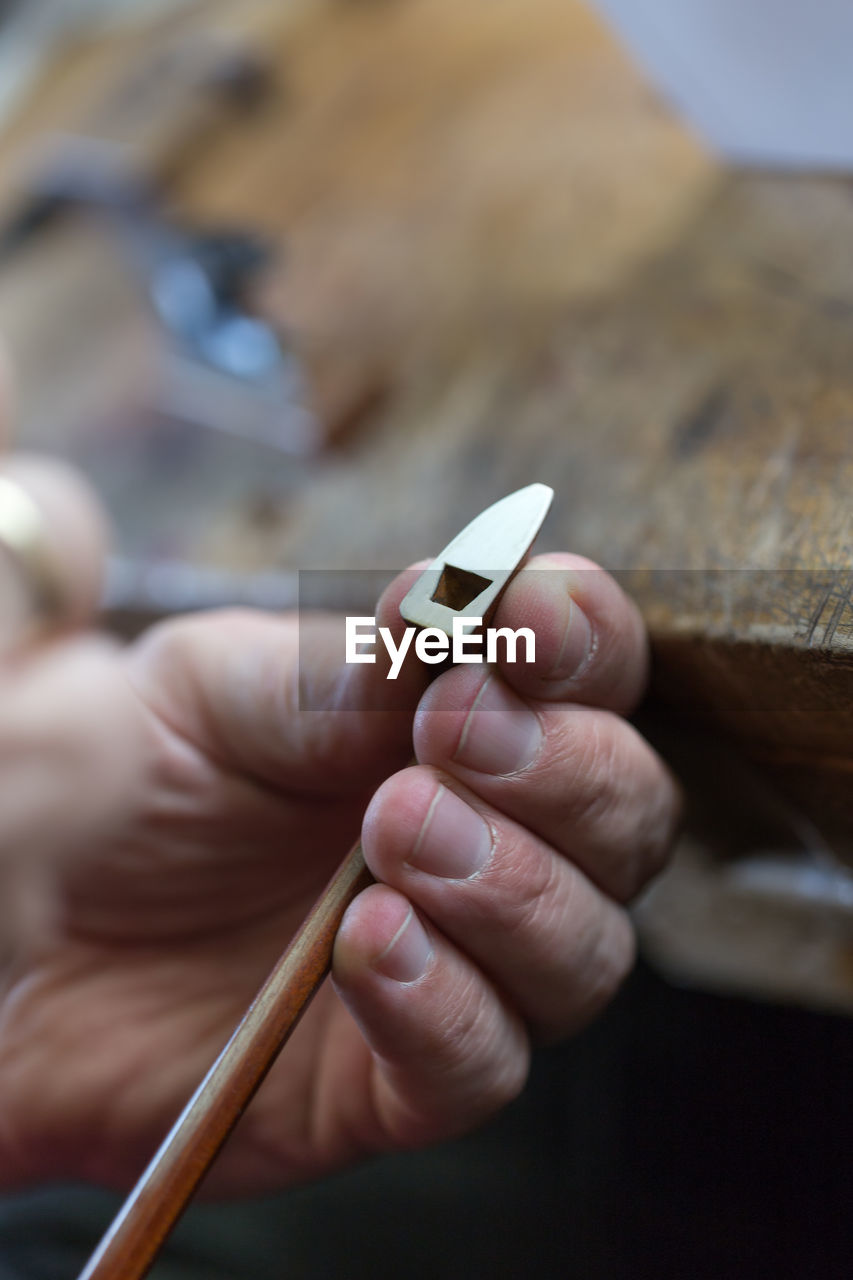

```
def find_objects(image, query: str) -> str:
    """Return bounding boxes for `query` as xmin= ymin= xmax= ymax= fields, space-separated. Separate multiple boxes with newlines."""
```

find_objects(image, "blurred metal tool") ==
xmin=102 ymin=554 xmax=299 ymax=619
xmin=0 ymin=140 xmax=319 ymax=453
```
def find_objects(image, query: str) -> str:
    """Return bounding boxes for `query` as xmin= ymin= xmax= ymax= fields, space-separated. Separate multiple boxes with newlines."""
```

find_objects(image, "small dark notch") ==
xmin=431 ymin=564 xmax=493 ymax=611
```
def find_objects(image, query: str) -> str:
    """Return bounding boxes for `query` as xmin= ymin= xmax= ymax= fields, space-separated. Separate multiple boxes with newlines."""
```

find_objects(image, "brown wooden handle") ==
xmin=79 ymin=841 xmax=373 ymax=1280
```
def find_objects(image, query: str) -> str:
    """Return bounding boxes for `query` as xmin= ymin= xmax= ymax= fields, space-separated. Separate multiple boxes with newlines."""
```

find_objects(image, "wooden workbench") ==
xmin=1 ymin=0 xmax=853 ymax=1009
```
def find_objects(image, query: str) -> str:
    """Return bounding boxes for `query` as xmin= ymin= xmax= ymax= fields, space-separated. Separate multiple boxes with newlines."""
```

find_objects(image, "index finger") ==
xmin=489 ymin=553 xmax=648 ymax=714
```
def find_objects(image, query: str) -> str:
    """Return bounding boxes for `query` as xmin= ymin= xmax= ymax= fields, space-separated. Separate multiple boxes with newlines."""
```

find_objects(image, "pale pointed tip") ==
xmin=399 ymin=481 xmax=556 ymax=630
xmin=507 ymin=481 xmax=554 ymax=506
xmin=497 ymin=481 xmax=554 ymax=526
xmin=522 ymin=481 xmax=554 ymax=508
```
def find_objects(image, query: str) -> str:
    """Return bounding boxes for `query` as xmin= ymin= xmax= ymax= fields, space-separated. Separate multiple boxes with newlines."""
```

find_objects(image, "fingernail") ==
xmin=407 ymin=785 xmax=492 ymax=879
xmin=454 ymin=675 xmax=542 ymax=775
xmin=547 ymin=593 xmax=593 ymax=680
xmin=373 ymin=906 xmax=433 ymax=983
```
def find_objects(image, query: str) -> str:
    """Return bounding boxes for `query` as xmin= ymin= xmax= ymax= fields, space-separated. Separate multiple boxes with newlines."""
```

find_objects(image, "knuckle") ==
xmin=434 ymin=973 xmax=529 ymax=1111
xmin=434 ymin=969 xmax=494 ymax=1055
xmin=586 ymin=597 xmax=649 ymax=711
xmin=547 ymin=710 xmax=621 ymax=836
xmin=483 ymin=1043 xmax=530 ymax=1113
xmin=500 ymin=839 xmax=566 ymax=942
xmin=631 ymin=769 xmax=683 ymax=889
xmin=612 ymin=752 xmax=682 ymax=900
xmin=130 ymin=609 xmax=258 ymax=682
xmin=537 ymin=910 xmax=636 ymax=1044
xmin=600 ymin=911 xmax=637 ymax=992
xmin=128 ymin=613 xmax=201 ymax=683
xmin=544 ymin=712 xmax=679 ymax=902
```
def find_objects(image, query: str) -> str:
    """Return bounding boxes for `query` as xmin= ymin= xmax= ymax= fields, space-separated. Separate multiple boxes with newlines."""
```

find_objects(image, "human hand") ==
xmin=0 ymin=548 xmax=680 ymax=1197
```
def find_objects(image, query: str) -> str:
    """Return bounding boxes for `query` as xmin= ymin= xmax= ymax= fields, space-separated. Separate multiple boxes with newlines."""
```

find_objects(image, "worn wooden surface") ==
xmin=2 ymin=0 xmax=853 ymax=1003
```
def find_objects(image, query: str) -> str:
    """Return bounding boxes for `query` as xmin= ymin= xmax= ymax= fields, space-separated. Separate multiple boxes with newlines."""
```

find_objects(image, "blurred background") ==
xmin=1 ymin=1 xmax=853 ymax=1277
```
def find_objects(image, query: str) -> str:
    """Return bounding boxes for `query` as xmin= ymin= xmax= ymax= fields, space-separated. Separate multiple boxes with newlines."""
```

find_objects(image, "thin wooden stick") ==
xmin=79 ymin=841 xmax=373 ymax=1280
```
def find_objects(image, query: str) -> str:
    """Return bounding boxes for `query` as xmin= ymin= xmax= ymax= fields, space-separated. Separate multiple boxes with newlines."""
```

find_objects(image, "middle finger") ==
xmin=412 ymin=663 xmax=681 ymax=903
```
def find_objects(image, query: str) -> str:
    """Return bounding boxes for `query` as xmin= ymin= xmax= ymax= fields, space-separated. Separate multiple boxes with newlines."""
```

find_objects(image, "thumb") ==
xmin=125 ymin=568 xmax=430 ymax=796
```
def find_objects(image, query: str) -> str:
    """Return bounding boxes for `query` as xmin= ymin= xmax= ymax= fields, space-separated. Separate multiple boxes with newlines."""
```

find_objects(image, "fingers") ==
xmin=333 ymin=883 xmax=531 ymax=1146
xmin=124 ymin=551 xmax=645 ymax=800
xmin=413 ymin=664 xmax=681 ymax=902
xmin=330 ymin=543 xmax=674 ymax=1140
xmin=332 ymin=778 xmax=635 ymax=1143
xmin=0 ymin=454 xmax=108 ymax=648
xmin=357 ymin=766 xmax=635 ymax=1038
xmin=490 ymin=553 xmax=648 ymax=713
xmin=126 ymin=567 xmax=432 ymax=796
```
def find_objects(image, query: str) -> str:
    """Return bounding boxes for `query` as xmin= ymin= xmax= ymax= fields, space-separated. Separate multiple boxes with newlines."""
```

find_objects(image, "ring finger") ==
xmin=361 ymin=765 xmax=636 ymax=1041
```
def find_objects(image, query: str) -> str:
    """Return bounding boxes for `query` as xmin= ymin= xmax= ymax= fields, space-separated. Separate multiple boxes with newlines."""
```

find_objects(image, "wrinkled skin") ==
xmin=0 ymin=447 xmax=680 ymax=1197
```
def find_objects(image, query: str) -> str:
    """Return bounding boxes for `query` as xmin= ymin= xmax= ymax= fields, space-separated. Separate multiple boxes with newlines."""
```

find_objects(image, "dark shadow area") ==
xmin=3 ymin=961 xmax=852 ymax=1279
